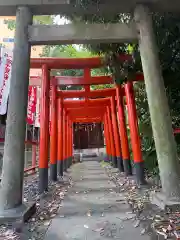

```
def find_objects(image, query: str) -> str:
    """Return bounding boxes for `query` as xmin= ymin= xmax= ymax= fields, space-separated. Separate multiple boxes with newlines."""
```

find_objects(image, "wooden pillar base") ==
xmin=66 ymin=157 xmax=69 ymax=169
xmin=39 ymin=168 xmax=48 ymax=194
xmin=57 ymin=160 xmax=64 ymax=177
xmin=50 ymin=163 xmax=57 ymax=182
xmin=69 ymin=157 xmax=72 ymax=168
xmin=111 ymin=156 xmax=118 ymax=168
xmin=123 ymin=159 xmax=132 ymax=176
xmin=68 ymin=157 xmax=72 ymax=167
xmin=0 ymin=202 xmax=36 ymax=224
xmin=63 ymin=161 xmax=67 ymax=171
xmin=134 ymin=162 xmax=147 ymax=185
xmin=63 ymin=159 xmax=68 ymax=172
xmin=68 ymin=157 xmax=70 ymax=168
xmin=117 ymin=156 xmax=124 ymax=172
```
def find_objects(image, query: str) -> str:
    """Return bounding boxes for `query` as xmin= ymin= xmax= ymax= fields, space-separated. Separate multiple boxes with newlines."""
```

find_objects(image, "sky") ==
xmin=54 ymin=16 xmax=81 ymax=50
xmin=54 ymin=16 xmax=70 ymax=25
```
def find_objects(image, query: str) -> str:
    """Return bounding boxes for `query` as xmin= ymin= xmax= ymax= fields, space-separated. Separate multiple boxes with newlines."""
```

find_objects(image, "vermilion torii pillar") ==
xmin=0 ymin=6 xmax=35 ymax=221
xmin=116 ymin=84 xmax=132 ymax=175
xmin=104 ymin=115 xmax=111 ymax=162
xmin=106 ymin=106 xmax=117 ymax=167
xmin=125 ymin=81 xmax=146 ymax=185
xmin=39 ymin=64 xmax=50 ymax=193
xmin=50 ymin=84 xmax=57 ymax=181
xmin=134 ymin=5 xmax=180 ymax=203
xmin=57 ymin=98 xmax=64 ymax=178
xmin=107 ymin=111 xmax=115 ymax=164
xmin=107 ymin=114 xmax=113 ymax=162
xmin=66 ymin=117 xmax=71 ymax=169
xmin=68 ymin=120 xmax=73 ymax=167
xmin=110 ymin=96 xmax=124 ymax=172
xmin=66 ymin=118 xmax=69 ymax=168
xmin=105 ymin=110 xmax=112 ymax=164
xmin=63 ymin=109 xmax=67 ymax=172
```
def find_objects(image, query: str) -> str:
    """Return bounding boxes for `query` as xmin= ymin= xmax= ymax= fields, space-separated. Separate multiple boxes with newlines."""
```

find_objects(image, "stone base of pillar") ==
xmin=123 ymin=159 xmax=132 ymax=176
xmin=57 ymin=160 xmax=64 ymax=177
xmin=117 ymin=156 xmax=124 ymax=172
xmin=134 ymin=162 xmax=147 ymax=185
xmin=150 ymin=191 xmax=180 ymax=211
xmin=39 ymin=168 xmax=48 ymax=194
xmin=50 ymin=163 xmax=57 ymax=182
xmin=0 ymin=202 xmax=36 ymax=224
xmin=112 ymin=156 xmax=118 ymax=168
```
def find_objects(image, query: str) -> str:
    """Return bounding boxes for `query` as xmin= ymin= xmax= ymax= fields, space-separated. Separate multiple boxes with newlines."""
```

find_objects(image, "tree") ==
xmin=4 ymin=15 xmax=54 ymax=29
xmin=41 ymin=44 xmax=96 ymax=90
xmin=41 ymin=44 xmax=113 ymax=90
xmin=63 ymin=6 xmax=180 ymax=173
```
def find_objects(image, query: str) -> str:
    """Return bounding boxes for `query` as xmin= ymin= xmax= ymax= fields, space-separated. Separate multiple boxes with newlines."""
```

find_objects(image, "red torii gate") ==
xmin=29 ymin=73 xmax=144 ymax=86
xmin=30 ymin=55 xmax=132 ymax=69
xmin=33 ymin=56 xmax=146 ymax=193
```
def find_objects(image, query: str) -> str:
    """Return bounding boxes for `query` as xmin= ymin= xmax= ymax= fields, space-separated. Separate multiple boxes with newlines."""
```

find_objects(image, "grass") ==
xmin=100 ymin=160 xmax=110 ymax=167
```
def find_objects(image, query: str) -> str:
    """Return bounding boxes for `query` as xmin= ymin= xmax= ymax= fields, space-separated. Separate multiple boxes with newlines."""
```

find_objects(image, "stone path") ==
xmin=44 ymin=159 xmax=152 ymax=240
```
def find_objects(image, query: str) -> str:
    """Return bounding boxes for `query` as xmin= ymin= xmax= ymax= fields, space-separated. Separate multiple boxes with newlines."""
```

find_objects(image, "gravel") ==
xmin=0 ymin=172 xmax=73 ymax=240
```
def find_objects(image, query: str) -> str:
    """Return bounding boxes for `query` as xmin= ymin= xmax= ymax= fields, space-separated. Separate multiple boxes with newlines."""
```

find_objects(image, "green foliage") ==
xmin=41 ymin=44 xmax=105 ymax=90
xmin=41 ymin=45 xmax=82 ymax=90
xmin=63 ymin=4 xmax=180 ymax=173
xmin=33 ymin=16 xmax=54 ymax=25
xmin=65 ymin=8 xmax=140 ymax=84
xmin=101 ymin=160 xmax=110 ymax=167
xmin=41 ymin=44 xmax=112 ymax=90
xmin=4 ymin=19 xmax=16 ymax=30
xmin=4 ymin=15 xmax=54 ymax=30
xmin=90 ymin=84 xmax=113 ymax=90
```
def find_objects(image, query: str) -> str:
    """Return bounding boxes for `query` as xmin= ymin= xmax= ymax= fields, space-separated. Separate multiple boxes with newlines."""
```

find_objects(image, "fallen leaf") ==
xmin=93 ymin=228 xmax=104 ymax=232
xmin=140 ymin=228 xmax=146 ymax=235
xmin=134 ymin=220 xmax=140 ymax=228
xmin=44 ymin=221 xmax=51 ymax=226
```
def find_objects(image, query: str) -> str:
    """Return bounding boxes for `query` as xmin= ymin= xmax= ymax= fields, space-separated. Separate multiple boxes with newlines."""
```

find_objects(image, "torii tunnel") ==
xmin=28 ymin=56 xmax=146 ymax=194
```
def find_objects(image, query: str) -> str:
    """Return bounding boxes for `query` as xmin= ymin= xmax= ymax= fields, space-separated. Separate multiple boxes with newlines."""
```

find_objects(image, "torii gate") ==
xmin=29 ymin=70 xmax=145 ymax=192
xmin=32 ymin=72 xmax=144 ymax=190
xmin=0 ymin=0 xmax=180 ymax=222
